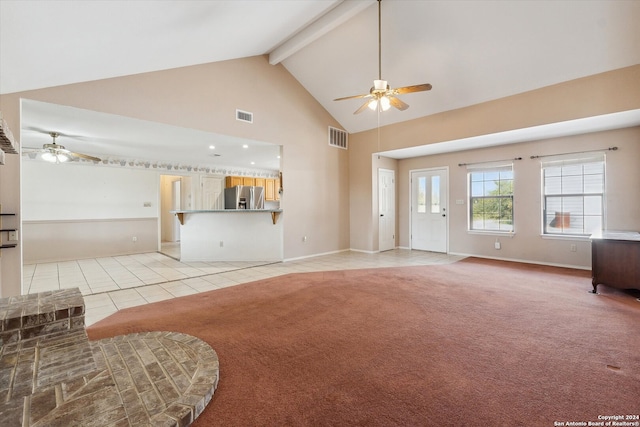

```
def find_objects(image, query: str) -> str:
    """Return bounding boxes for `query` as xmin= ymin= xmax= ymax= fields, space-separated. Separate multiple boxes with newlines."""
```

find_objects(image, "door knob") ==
xmin=380 ymin=214 xmax=384 ymax=217
xmin=442 ymin=214 xmax=446 ymax=217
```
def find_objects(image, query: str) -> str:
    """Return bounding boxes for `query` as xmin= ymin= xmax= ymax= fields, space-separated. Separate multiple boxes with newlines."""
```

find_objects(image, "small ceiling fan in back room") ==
xmin=333 ymin=0 xmax=432 ymax=114
xmin=22 ymin=131 xmax=101 ymax=163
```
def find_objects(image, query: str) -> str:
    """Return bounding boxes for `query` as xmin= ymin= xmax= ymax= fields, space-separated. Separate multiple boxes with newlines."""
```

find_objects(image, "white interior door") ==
xmin=201 ymin=176 xmax=224 ymax=209
xmin=378 ymin=168 xmax=395 ymax=252
xmin=411 ymin=169 xmax=448 ymax=253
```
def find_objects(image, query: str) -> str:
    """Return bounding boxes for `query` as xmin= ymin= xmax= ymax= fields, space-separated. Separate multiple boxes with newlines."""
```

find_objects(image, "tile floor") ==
xmin=23 ymin=247 xmax=464 ymax=326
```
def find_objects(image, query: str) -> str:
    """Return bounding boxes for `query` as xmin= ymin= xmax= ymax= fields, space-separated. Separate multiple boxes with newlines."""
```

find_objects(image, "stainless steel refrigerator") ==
xmin=224 ymin=185 xmax=264 ymax=209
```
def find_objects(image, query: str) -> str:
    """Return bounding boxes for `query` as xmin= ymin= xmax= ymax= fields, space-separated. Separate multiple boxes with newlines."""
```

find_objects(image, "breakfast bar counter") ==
xmin=171 ymin=209 xmax=283 ymax=262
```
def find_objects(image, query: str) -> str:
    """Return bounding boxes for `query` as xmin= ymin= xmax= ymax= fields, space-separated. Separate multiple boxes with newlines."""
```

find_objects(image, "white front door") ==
xmin=378 ymin=168 xmax=395 ymax=252
xmin=411 ymin=168 xmax=448 ymax=253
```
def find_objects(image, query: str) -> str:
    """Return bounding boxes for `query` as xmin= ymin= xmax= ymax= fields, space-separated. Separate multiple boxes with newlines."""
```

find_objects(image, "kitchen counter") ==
xmin=170 ymin=209 xmax=283 ymax=262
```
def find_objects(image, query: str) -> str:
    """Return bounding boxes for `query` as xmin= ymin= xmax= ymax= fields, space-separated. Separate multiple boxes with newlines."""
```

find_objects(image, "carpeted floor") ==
xmin=87 ymin=258 xmax=640 ymax=426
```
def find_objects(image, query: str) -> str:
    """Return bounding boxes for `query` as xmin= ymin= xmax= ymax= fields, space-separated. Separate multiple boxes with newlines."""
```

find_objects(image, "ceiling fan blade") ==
xmin=70 ymin=152 xmax=101 ymax=162
xmin=388 ymin=96 xmax=409 ymax=111
xmin=393 ymin=83 xmax=432 ymax=95
xmin=334 ymin=93 xmax=372 ymax=101
xmin=22 ymin=147 xmax=46 ymax=152
xmin=353 ymin=101 xmax=371 ymax=115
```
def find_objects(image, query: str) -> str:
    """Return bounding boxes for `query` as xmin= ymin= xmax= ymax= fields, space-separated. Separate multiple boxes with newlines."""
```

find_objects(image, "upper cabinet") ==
xmin=264 ymin=178 xmax=280 ymax=201
xmin=225 ymin=176 xmax=243 ymax=188
xmin=225 ymin=175 xmax=279 ymax=201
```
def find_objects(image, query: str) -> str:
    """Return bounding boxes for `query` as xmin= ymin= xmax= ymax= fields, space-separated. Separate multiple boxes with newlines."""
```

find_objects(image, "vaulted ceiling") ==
xmin=2 ymin=0 xmax=639 ymax=167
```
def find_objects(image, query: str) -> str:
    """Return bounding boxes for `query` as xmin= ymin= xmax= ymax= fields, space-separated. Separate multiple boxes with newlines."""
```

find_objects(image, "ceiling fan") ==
xmin=333 ymin=0 xmax=432 ymax=114
xmin=23 ymin=132 xmax=101 ymax=163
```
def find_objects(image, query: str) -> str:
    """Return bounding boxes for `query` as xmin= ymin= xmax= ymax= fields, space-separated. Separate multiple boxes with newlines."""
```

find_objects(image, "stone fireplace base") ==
xmin=0 ymin=289 xmax=219 ymax=426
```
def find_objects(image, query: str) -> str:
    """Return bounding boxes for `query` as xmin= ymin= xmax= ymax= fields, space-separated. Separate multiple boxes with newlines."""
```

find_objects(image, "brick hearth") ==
xmin=0 ymin=289 xmax=219 ymax=426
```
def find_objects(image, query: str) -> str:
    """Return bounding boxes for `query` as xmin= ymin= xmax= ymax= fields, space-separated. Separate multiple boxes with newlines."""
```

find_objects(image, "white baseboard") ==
xmin=283 ymin=248 xmax=350 ymax=263
xmin=448 ymin=251 xmax=591 ymax=271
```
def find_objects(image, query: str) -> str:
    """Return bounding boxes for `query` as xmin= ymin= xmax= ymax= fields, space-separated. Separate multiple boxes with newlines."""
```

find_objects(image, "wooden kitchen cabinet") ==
xmin=265 ymin=179 xmax=275 ymax=201
xmin=225 ymin=176 xmax=242 ymax=188
xmin=225 ymin=176 xmax=279 ymax=201
xmin=265 ymin=178 xmax=281 ymax=201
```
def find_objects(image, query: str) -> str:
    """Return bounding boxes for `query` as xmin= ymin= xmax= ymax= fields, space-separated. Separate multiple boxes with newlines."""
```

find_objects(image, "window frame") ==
xmin=467 ymin=163 xmax=514 ymax=234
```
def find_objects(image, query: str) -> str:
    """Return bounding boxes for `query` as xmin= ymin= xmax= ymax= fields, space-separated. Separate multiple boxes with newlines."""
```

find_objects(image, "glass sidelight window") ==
xmin=417 ymin=176 xmax=427 ymax=213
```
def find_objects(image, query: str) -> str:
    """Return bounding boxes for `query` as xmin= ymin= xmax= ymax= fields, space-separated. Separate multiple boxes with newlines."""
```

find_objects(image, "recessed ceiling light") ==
xmin=277 ymin=155 xmax=281 ymax=159
xmin=250 ymin=161 xmax=255 ymax=165
xmin=209 ymin=145 xmax=215 ymax=150
xmin=242 ymin=144 xmax=249 ymax=149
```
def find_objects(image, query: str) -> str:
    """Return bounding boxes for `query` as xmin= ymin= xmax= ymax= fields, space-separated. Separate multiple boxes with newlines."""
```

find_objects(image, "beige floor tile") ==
xmin=24 ymin=248 xmax=464 ymax=329
xmin=108 ymin=289 xmax=146 ymax=310
xmin=160 ymin=281 xmax=199 ymax=297
xmin=136 ymin=285 xmax=175 ymax=303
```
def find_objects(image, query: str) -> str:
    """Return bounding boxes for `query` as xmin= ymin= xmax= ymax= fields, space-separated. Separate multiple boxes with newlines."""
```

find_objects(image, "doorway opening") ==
xmin=159 ymin=175 xmax=193 ymax=259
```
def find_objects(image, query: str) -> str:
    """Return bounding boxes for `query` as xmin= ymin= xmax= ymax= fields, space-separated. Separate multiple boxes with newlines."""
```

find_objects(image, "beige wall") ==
xmin=22 ymin=218 xmax=158 ymax=264
xmin=349 ymin=65 xmax=640 ymax=256
xmin=397 ymin=127 xmax=640 ymax=268
xmin=0 ymin=55 xmax=350 ymax=296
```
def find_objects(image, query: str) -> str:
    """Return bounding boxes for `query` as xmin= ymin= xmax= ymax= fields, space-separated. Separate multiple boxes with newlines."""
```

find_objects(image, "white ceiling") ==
xmin=2 ymin=0 xmax=640 ymax=167
xmin=20 ymin=99 xmax=282 ymax=172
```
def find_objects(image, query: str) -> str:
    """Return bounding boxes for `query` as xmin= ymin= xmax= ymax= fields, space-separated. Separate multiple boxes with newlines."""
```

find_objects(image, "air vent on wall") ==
xmin=328 ymin=126 xmax=348 ymax=149
xmin=236 ymin=109 xmax=253 ymax=123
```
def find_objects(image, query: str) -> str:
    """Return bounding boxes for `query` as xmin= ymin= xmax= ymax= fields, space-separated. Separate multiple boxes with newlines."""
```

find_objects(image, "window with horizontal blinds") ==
xmin=541 ymin=153 xmax=605 ymax=236
xmin=468 ymin=163 xmax=514 ymax=232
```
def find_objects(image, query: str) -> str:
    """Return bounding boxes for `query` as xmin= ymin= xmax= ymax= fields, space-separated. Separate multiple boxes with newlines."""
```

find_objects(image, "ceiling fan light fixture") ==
xmin=42 ymin=151 xmax=72 ymax=163
xmin=379 ymin=96 xmax=391 ymax=111
xmin=367 ymin=96 xmax=391 ymax=112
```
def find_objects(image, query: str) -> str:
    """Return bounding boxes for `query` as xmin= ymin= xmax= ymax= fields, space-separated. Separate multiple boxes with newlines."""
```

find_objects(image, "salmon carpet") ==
xmin=87 ymin=258 xmax=640 ymax=426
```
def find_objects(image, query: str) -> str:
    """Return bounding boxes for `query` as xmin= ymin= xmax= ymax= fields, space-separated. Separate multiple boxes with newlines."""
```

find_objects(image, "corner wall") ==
xmin=398 ymin=127 xmax=640 ymax=268
xmin=349 ymin=65 xmax=640 ymax=259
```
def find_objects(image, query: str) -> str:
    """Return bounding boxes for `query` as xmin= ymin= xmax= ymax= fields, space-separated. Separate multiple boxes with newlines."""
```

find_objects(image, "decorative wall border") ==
xmin=21 ymin=153 xmax=280 ymax=178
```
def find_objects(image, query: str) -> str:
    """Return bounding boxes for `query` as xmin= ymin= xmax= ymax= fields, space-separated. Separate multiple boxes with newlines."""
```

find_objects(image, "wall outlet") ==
xmin=494 ymin=239 xmax=501 ymax=250
xmin=302 ymin=236 xmax=308 ymax=242
xmin=220 ymin=241 xmax=224 ymax=247
xmin=132 ymin=236 xmax=137 ymax=242
xmin=570 ymin=244 xmax=577 ymax=252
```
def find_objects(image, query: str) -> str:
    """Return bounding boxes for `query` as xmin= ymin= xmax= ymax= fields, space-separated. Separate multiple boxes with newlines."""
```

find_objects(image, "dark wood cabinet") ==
xmin=590 ymin=231 xmax=640 ymax=293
